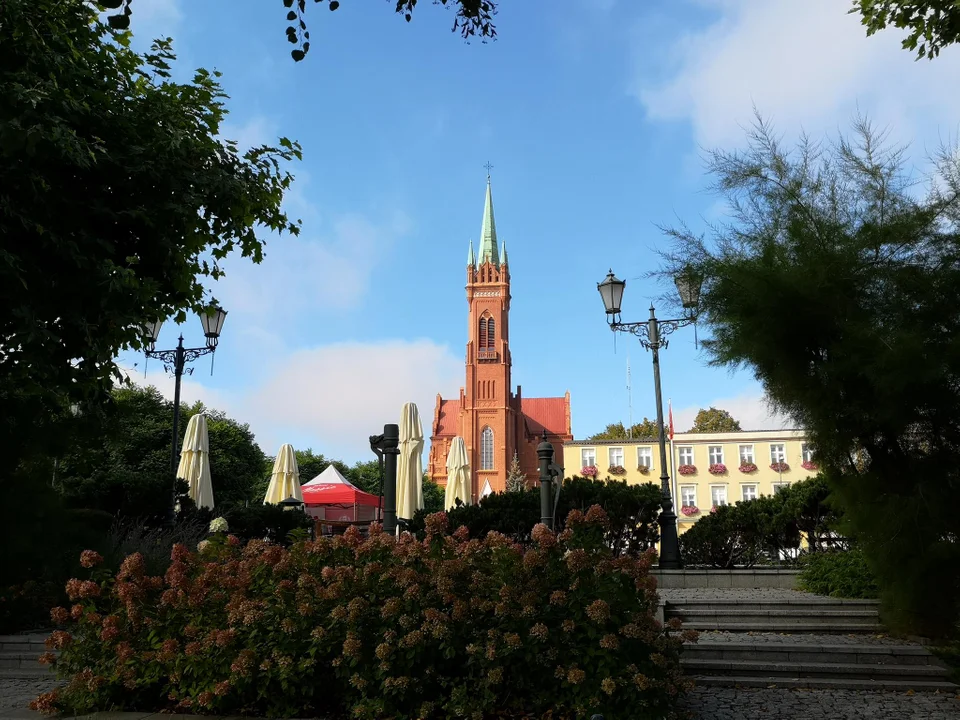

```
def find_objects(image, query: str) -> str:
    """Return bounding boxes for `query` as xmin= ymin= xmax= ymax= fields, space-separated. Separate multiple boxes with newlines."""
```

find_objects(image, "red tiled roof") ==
xmin=521 ymin=397 xmax=568 ymax=438
xmin=434 ymin=399 xmax=460 ymax=437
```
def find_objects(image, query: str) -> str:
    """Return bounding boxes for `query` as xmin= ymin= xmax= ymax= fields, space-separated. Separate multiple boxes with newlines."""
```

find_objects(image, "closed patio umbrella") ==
xmin=444 ymin=437 xmax=470 ymax=511
xmin=397 ymin=402 xmax=424 ymax=521
xmin=263 ymin=443 xmax=302 ymax=505
xmin=177 ymin=413 xmax=214 ymax=510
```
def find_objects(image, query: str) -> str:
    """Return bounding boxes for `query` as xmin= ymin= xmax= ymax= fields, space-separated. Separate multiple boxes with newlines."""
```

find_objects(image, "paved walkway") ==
xmin=677 ymin=686 xmax=960 ymax=719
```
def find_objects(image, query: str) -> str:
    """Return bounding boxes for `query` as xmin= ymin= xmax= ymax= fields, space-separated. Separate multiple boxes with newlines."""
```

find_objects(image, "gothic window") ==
xmin=479 ymin=316 xmax=488 ymax=350
xmin=486 ymin=318 xmax=495 ymax=349
xmin=481 ymin=427 xmax=494 ymax=470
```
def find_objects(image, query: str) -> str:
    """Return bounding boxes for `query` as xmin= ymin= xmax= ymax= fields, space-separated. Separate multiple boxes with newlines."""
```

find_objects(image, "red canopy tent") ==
xmin=301 ymin=465 xmax=381 ymax=523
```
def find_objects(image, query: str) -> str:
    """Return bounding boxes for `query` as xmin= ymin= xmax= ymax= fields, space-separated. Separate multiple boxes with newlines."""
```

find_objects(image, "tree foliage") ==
xmin=107 ymin=0 xmax=498 ymax=61
xmin=687 ymin=407 xmax=742 ymax=433
xmin=587 ymin=418 xmax=661 ymax=441
xmin=852 ymin=0 xmax=960 ymax=59
xmin=0 ymin=0 xmax=301 ymax=472
xmin=658 ymin=114 xmax=960 ymax=636
xmin=57 ymin=386 xmax=267 ymax=516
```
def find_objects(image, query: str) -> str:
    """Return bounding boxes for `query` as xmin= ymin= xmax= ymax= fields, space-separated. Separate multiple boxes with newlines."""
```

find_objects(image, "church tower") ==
xmin=427 ymin=172 xmax=573 ymax=502
xmin=462 ymin=174 xmax=515 ymax=498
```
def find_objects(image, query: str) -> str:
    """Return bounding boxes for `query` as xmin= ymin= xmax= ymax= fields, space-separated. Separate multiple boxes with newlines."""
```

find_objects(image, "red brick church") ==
xmin=427 ymin=174 xmax=573 ymax=500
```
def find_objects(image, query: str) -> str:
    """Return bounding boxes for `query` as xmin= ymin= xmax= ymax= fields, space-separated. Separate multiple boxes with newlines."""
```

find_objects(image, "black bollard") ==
xmin=537 ymin=430 xmax=555 ymax=529
xmin=369 ymin=423 xmax=400 ymax=535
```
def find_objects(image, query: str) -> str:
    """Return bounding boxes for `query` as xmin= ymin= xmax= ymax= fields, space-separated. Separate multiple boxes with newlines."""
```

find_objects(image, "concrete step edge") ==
xmin=681 ymin=659 xmax=950 ymax=677
xmin=668 ymin=609 xmax=879 ymax=617
xmin=688 ymin=642 xmax=930 ymax=654
xmin=689 ymin=675 xmax=960 ymax=692
xmin=663 ymin=599 xmax=881 ymax=606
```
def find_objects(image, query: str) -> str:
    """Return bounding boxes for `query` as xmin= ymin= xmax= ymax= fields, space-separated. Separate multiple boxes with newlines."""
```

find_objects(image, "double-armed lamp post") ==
xmin=142 ymin=304 xmax=228 ymax=523
xmin=597 ymin=269 xmax=701 ymax=569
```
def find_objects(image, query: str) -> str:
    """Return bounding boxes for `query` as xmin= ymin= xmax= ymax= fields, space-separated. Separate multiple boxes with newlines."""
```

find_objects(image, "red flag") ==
xmin=668 ymin=401 xmax=675 ymax=441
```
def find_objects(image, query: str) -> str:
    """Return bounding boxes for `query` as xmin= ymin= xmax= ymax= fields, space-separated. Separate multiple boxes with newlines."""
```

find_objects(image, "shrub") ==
xmin=408 ymin=477 xmax=663 ymax=556
xmin=35 ymin=510 xmax=693 ymax=719
xmin=679 ymin=495 xmax=800 ymax=568
xmin=221 ymin=504 xmax=314 ymax=545
xmin=797 ymin=547 xmax=879 ymax=599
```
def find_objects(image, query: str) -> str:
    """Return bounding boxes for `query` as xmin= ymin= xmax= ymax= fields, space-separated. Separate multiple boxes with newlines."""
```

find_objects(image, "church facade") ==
xmin=427 ymin=176 xmax=573 ymax=500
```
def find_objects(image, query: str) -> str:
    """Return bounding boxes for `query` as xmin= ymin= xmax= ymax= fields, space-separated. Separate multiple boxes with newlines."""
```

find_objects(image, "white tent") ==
xmin=303 ymin=465 xmax=355 ymax=487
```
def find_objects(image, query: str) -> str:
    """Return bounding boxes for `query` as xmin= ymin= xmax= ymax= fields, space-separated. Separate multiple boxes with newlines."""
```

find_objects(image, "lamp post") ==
xmin=142 ymin=304 xmax=228 ymax=524
xmin=597 ymin=268 xmax=702 ymax=569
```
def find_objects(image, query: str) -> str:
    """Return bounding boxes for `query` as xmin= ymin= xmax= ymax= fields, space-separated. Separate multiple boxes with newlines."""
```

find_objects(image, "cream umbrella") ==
xmin=263 ymin=443 xmax=302 ymax=505
xmin=177 ymin=414 xmax=214 ymax=510
xmin=444 ymin=437 xmax=470 ymax=511
xmin=397 ymin=402 xmax=424 ymax=521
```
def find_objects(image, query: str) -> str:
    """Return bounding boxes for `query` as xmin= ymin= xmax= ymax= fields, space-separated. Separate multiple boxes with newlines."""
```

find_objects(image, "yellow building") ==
xmin=562 ymin=430 xmax=817 ymax=533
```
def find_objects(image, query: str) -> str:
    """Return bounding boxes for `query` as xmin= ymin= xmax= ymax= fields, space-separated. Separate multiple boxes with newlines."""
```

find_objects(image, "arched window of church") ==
xmin=481 ymin=427 xmax=494 ymax=470
xmin=479 ymin=315 xmax=488 ymax=350
xmin=486 ymin=318 xmax=495 ymax=349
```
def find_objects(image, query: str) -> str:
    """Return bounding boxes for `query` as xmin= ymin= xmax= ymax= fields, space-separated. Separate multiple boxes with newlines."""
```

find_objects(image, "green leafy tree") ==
xmin=658 ymin=114 xmax=960 ymax=636
xmin=852 ymin=0 xmax=960 ymax=59
xmin=587 ymin=418 xmax=660 ymax=441
xmin=505 ymin=452 xmax=527 ymax=492
xmin=688 ymin=407 xmax=742 ymax=433
xmin=108 ymin=0 xmax=498 ymax=61
xmin=422 ymin=477 xmax=444 ymax=514
xmin=58 ymin=386 xmax=266 ymax=516
xmin=0 ymin=0 xmax=301 ymax=474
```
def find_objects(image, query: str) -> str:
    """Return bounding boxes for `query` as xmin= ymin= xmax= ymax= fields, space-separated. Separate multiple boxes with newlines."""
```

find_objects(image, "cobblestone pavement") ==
xmin=0 ymin=678 xmax=55 ymax=718
xmin=676 ymin=686 xmax=960 ymax=719
xmin=694 ymin=630 xmax=912 ymax=645
xmin=658 ymin=588 xmax=873 ymax=603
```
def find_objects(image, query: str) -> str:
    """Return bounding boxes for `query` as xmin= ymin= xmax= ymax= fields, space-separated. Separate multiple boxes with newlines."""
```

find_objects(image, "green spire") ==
xmin=467 ymin=238 xmax=476 ymax=267
xmin=500 ymin=240 xmax=508 ymax=267
xmin=478 ymin=176 xmax=499 ymax=266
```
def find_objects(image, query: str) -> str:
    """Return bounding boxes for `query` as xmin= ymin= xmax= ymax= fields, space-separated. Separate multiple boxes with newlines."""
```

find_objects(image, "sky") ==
xmin=117 ymin=0 xmax=960 ymax=463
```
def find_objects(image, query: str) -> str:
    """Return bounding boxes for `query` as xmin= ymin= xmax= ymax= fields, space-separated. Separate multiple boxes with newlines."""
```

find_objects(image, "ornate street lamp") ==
xmin=597 ymin=269 xmax=702 ymax=569
xmin=279 ymin=496 xmax=305 ymax=512
xmin=143 ymin=303 xmax=227 ymax=525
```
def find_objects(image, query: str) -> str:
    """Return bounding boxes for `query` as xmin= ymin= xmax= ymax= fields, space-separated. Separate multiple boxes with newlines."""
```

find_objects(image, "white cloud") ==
xmin=635 ymin=0 xmax=960 ymax=149
xmin=673 ymin=391 xmax=793 ymax=433
xmin=212 ymin=211 xmax=411 ymax=331
xmin=129 ymin=340 xmax=463 ymax=463
xmin=221 ymin=116 xmax=278 ymax=153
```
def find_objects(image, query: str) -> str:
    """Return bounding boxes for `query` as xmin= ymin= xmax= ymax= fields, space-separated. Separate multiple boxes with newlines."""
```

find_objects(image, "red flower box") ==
xmin=738 ymin=462 xmax=758 ymax=473
xmin=770 ymin=462 xmax=790 ymax=472
xmin=677 ymin=464 xmax=697 ymax=476
xmin=581 ymin=465 xmax=598 ymax=477
xmin=708 ymin=463 xmax=727 ymax=475
xmin=681 ymin=505 xmax=699 ymax=516
xmin=801 ymin=460 xmax=818 ymax=471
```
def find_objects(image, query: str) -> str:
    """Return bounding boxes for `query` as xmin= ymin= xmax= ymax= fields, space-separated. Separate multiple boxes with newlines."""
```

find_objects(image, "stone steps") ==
xmin=0 ymin=635 xmax=54 ymax=679
xmin=666 ymin=599 xmax=881 ymax=633
xmin=682 ymin=641 xmax=958 ymax=692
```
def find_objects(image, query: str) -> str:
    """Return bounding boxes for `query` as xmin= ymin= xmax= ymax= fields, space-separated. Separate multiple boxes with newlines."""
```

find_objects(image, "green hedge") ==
xmin=678 ymin=476 xmax=838 ymax=568
xmin=797 ymin=547 xmax=879 ymax=599
xmin=408 ymin=476 xmax=663 ymax=555
xmin=36 ymin=508 xmax=692 ymax=719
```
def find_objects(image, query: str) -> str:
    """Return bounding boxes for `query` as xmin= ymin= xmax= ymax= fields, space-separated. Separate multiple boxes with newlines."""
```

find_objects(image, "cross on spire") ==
xmin=484 ymin=161 xmax=494 ymax=179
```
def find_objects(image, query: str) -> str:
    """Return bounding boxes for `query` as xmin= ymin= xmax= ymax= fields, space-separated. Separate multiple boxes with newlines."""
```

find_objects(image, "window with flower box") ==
xmin=708 ymin=446 xmax=724 ymax=464
xmin=772 ymin=482 xmax=791 ymax=494
xmin=769 ymin=443 xmax=786 ymax=464
xmin=608 ymin=447 xmax=624 ymax=467
xmin=678 ymin=446 xmax=694 ymax=465
xmin=581 ymin=448 xmax=596 ymax=468
xmin=680 ymin=486 xmax=697 ymax=507
xmin=710 ymin=485 xmax=727 ymax=507
xmin=739 ymin=445 xmax=754 ymax=464
xmin=801 ymin=443 xmax=814 ymax=462
xmin=637 ymin=446 xmax=653 ymax=470
xmin=741 ymin=484 xmax=758 ymax=501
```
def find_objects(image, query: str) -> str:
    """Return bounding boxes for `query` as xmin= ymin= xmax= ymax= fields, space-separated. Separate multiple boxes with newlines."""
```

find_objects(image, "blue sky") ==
xmin=119 ymin=0 xmax=960 ymax=463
